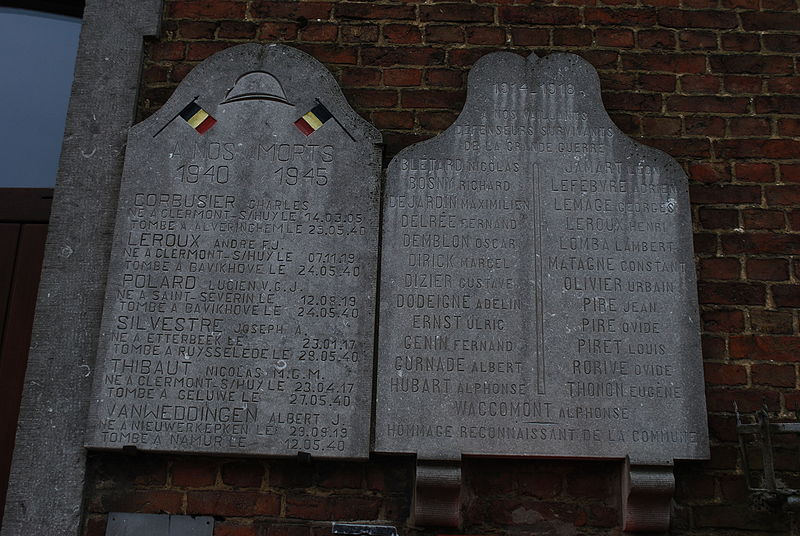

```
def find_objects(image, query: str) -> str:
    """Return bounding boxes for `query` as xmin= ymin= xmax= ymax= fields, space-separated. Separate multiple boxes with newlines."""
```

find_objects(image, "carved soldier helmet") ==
xmin=220 ymin=71 xmax=293 ymax=105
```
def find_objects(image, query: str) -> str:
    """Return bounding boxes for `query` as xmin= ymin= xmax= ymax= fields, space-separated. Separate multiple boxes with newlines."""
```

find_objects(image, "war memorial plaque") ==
xmin=375 ymin=52 xmax=709 ymax=464
xmin=86 ymin=44 xmax=381 ymax=458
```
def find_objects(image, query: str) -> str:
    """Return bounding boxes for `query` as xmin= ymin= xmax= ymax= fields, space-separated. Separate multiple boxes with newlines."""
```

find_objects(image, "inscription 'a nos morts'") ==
xmin=375 ymin=52 xmax=709 ymax=464
xmin=86 ymin=44 xmax=381 ymax=458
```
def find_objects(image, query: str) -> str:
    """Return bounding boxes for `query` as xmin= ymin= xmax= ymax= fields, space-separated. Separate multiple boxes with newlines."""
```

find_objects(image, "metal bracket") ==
xmin=332 ymin=523 xmax=398 ymax=536
xmin=735 ymin=405 xmax=800 ymax=511
xmin=621 ymin=459 xmax=675 ymax=532
xmin=411 ymin=459 xmax=462 ymax=528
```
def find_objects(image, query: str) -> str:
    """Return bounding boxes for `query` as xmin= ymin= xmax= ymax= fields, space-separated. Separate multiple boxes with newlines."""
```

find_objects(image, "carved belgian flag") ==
xmin=294 ymin=102 xmax=332 ymax=136
xmin=179 ymin=101 xmax=216 ymax=134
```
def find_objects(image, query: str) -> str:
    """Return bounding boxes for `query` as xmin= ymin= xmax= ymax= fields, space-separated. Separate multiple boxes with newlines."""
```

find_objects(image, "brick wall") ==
xmin=86 ymin=0 xmax=800 ymax=534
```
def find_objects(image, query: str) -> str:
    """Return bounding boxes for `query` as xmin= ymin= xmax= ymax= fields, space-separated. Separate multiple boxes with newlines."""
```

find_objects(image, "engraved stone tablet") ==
xmin=86 ymin=44 xmax=381 ymax=458
xmin=375 ymin=52 xmax=709 ymax=464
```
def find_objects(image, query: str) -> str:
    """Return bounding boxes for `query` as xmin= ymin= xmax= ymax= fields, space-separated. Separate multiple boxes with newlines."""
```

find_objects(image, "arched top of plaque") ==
xmin=135 ymin=43 xmax=380 ymax=146
xmin=376 ymin=51 xmax=708 ymax=466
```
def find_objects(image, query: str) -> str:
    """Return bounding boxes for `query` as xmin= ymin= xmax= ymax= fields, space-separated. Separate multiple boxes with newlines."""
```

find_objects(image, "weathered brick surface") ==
xmin=107 ymin=1 xmax=800 ymax=534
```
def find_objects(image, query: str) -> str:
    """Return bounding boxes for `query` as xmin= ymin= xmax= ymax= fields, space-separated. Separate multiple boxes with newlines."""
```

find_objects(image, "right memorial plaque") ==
xmin=375 ymin=52 xmax=709 ymax=464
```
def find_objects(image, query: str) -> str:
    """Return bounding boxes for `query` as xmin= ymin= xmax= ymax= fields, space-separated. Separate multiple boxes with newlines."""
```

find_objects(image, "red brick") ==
xmin=690 ymin=184 xmax=761 ymax=204
xmin=178 ymin=21 xmax=217 ymax=39
xmin=703 ymin=309 xmax=745 ymax=332
xmin=361 ymin=47 xmax=444 ymax=66
xmin=638 ymin=73 xmax=676 ymax=92
xmin=316 ymin=463 xmax=363 ymax=489
xmin=774 ymin=285 xmax=800 ymax=307
xmin=735 ymin=162 xmax=774 ymax=182
xmin=730 ymin=335 xmax=800 ymax=361
xmin=668 ymin=95 xmax=748 ymax=113
xmin=466 ymin=27 xmax=507 ymax=45
xmin=703 ymin=334 xmax=727 ymax=360
xmin=779 ymin=118 xmax=800 ymax=137
xmin=284 ymin=494 xmax=380 ymax=520
xmin=704 ymin=362 xmax=747 ymax=385
xmin=679 ymin=30 xmax=718 ymax=50
xmin=449 ymin=48 xmax=497 ymax=67
xmin=340 ymin=67 xmax=381 ymax=87
xmin=425 ymin=25 xmax=464 ymax=43
xmin=341 ymin=24 xmax=379 ymax=43
xmin=695 ymin=233 xmax=718 ymax=256
xmin=218 ymin=21 xmax=257 ymax=39
xmin=706 ymin=388 xmax=781 ymax=412
xmin=187 ymin=491 xmax=280 ymax=516
xmin=742 ymin=11 xmax=800 ymax=31
xmin=425 ymin=68 xmax=464 ymax=87
xmin=300 ymin=23 xmax=338 ymax=42
xmin=142 ymin=64 xmax=169 ymax=84
xmin=715 ymin=139 xmax=800 ymax=159
xmin=336 ymin=3 xmax=415 ymax=20
xmin=742 ymin=209 xmax=784 ymax=230
xmin=553 ymin=28 xmax=593 ymax=46
xmin=215 ymin=524 xmax=259 ymax=536
xmin=585 ymin=7 xmax=657 ymax=25
xmin=401 ymin=89 xmax=465 ymax=109
xmin=149 ymin=42 xmax=185 ymax=61
xmin=580 ymin=50 xmax=619 ymax=70
xmin=781 ymin=164 xmax=800 ymax=182
xmin=756 ymin=96 xmax=800 ymax=114
xmin=371 ymin=111 xmax=414 ymax=129
xmin=344 ymin=89 xmax=398 ymax=108
xmin=729 ymin=118 xmax=771 ymax=138
xmin=609 ymin=113 xmax=640 ymax=134
xmin=641 ymin=117 xmax=681 ymax=136
xmin=603 ymin=92 xmax=661 ymax=112
xmin=382 ymin=24 xmax=421 ymax=44
xmin=698 ymin=282 xmax=765 ymax=305
xmin=294 ymin=44 xmax=357 ymax=65
xmin=600 ymin=72 xmax=636 ymax=91
xmin=700 ymin=258 xmax=740 ymax=280
xmin=723 ymin=234 xmax=800 ymax=255
xmin=722 ymin=33 xmax=761 ymax=52
xmin=510 ymin=27 xmax=550 ymax=46
xmin=680 ymin=74 xmax=721 ymax=93
xmin=764 ymin=34 xmax=800 ymax=53
xmin=747 ymin=258 xmax=789 ymax=281
xmin=689 ymin=162 xmax=731 ymax=183
xmin=420 ymin=3 xmax=494 ymax=22
xmin=501 ymin=6 xmax=581 ymax=24
xmin=418 ymin=110 xmax=458 ymax=130
xmin=265 ymin=525 xmax=309 ymax=536
xmin=752 ymin=363 xmax=796 ymax=387
xmin=659 ymin=8 xmax=738 ymax=28
xmin=172 ymin=459 xmax=217 ymax=487
xmin=699 ymin=207 xmax=738 ymax=229
xmin=622 ymin=53 xmax=706 ymax=73
xmin=711 ymin=54 xmax=794 ymax=74
xmin=766 ymin=186 xmax=800 ymax=206
xmin=251 ymin=1 xmax=332 ymax=20
xmin=596 ymin=28 xmax=634 ymax=48
xmin=221 ymin=461 xmax=264 ymax=488
xmin=90 ymin=490 xmax=183 ymax=514
xmin=169 ymin=0 xmax=247 ymax=19
xmin=638 ymin=29 xmax=676 ymax=50
xmin=750 ymin=309 xmax=794 ymax=334
xmin=258 ymin=22 xmax=299 ymax=41
xmin=384 ymin=68 xmax=422 ymax=86
xmin=186 ymin=41 xmax=235 ymax=61
xmin=566 ymin=465 xmax=615 ymax=498
xmin=686 ymin=115 xmax=726 ymax=136
xmin=787 ymin=392 xmax=800 ymax=410
xmin=724 ymin=75 xmax=762 ymax=93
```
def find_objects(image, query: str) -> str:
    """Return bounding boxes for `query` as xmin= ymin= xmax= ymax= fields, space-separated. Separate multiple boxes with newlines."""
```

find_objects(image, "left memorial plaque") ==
xmin=86 ymin=44 xmax=381 ymax=458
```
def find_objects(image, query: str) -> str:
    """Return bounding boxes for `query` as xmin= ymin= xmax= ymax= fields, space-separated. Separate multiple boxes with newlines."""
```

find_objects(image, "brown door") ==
xmin=0 ymin=188 xmax=52 ymax=524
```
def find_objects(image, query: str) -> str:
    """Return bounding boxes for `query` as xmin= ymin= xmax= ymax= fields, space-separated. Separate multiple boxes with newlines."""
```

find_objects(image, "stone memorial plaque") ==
xmin=86 ymin=44 xmax=381 ymax=458
xmin=375 ymin=52 xmax=709 ymax=464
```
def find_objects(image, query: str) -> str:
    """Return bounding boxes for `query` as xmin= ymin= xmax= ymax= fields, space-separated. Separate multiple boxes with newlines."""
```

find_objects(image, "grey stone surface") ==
xmin=85 ymin=44 xmax=381 ymax=459
xmin=375 ymin=52 xmax=709 ymax=464
xmin=106 ymin=513 xmax=213 ymax=536
xmin=1 ymin=1 xmax=163 ymax=535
